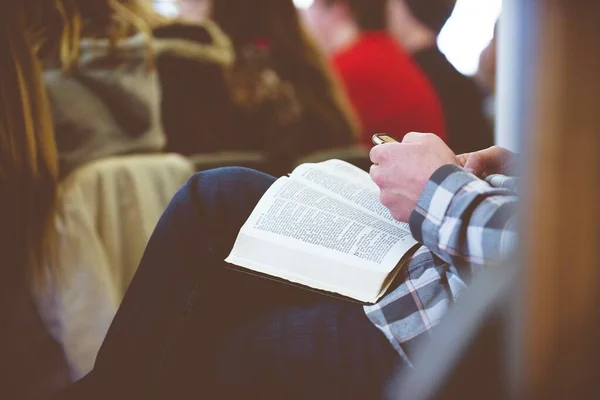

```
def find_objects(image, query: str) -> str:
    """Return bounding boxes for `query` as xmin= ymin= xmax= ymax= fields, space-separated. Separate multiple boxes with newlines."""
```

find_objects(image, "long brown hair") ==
xmin=211 ymin=0 xmax=359 ymax=142
xmin=0 ymin=0 xmax=163 ymax=292
xmin=0 ymin=0 xmax=61 ymax=288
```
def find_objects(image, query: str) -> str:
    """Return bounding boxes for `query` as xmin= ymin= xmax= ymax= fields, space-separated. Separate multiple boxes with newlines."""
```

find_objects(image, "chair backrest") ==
xmin=294 ymin=146 xmax=371 ymax=172
xmin=36 ymin=154 xmax=194 ymax=380
xmin=189 ymin=151 xmax=271 ymax=173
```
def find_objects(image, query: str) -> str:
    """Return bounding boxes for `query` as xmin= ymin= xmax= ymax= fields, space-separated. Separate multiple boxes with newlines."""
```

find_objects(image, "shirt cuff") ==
xmin=408 ymin=164 xmax=482 ymax=252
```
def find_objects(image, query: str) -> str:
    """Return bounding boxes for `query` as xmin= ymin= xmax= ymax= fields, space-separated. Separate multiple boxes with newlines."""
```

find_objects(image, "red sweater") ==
xmin=332 ymin=32 xmax=446 ymax=146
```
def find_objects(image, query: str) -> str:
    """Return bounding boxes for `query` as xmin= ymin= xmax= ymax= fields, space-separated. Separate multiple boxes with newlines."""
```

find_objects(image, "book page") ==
xmin=290 ymin=160 xmax=410 ymax=231
xmin=226 ymin=233 xmax=406 ymax=303
xmin=227 ymin=177 xmax=417 ymax=273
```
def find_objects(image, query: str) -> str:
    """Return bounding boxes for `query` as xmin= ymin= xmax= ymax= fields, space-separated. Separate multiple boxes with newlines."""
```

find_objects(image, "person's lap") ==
xmin=76 ymin=167 xmax=402 ymax=399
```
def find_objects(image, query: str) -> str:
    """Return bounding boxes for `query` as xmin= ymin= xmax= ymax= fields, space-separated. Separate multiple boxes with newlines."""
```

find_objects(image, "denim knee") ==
xmin=182 ymin=167 xmax=276 ymax=207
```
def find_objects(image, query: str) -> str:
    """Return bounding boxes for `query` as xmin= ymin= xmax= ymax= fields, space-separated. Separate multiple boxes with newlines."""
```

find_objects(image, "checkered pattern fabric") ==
xmin=364 ymin=165 xmax=518 ymax=363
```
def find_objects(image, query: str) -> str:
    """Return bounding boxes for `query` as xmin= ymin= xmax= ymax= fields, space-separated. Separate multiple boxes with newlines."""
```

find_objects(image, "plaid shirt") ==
xmin=364 ymin=165 xmax=518 ymax=364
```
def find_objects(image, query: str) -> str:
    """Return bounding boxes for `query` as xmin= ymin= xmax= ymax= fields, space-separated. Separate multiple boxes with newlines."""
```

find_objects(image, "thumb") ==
xmin=464 ymin=152 xmax=487 ymax=177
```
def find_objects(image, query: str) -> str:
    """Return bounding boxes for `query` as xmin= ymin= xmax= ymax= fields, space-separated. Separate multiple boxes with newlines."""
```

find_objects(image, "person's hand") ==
xmin=370 ymin=132 xmax=458 ymax=222
xmin=456 ymin=146 xmax=517 ymax=178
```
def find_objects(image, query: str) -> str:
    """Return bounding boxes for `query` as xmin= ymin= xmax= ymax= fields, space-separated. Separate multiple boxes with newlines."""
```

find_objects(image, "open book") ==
xmin=225 ymin=160 xmax=419 ymax=304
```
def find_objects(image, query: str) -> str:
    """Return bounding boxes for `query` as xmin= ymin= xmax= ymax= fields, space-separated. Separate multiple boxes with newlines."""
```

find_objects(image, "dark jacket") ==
xmin=153 ymin=22 xmax=358 ymax=174
xmin=413 ymin=47 xmax=494 ymax=154
xmin=153 ymin=22 xmax=238 ymax=157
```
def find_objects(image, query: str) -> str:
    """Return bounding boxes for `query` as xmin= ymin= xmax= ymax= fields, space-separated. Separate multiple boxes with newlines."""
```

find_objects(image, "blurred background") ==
xmin=154 ymin=0 xmax=501 ymax=76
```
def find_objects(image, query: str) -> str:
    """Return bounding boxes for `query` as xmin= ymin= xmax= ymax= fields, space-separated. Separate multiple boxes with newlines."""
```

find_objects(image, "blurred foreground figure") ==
xmin=0 ymin=0 xmax=71 ymax=398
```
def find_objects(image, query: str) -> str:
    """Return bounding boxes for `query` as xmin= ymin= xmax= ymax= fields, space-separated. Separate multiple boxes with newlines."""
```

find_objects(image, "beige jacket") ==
xmin=36 ymin=154 xmax=194 ymax=380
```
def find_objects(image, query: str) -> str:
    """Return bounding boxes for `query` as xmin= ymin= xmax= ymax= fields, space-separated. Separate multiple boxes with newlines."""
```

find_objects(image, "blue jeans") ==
xmin=75 ymin=168 xmax=403 ymax=399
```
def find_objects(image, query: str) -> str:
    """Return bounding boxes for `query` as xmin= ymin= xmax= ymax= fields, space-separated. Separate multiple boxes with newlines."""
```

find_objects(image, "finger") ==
xmin=463 ymin=152 xmax=487 ymax=177
xmin=369 ymin=164 xmax=382 ymax=187
xmin=370 ymin=164 xmax=394 ymax=189
xmin=401 ymin=132 xmax=429 ymax=143
xmin=369 ymin=142 xmax=391 ymax=164
xmin=369 ymin=145 xmax=380 ymax=164
xmin=466 ymin=146 xmax=515 ymax=177
xmin=456 ymin=152 xmax=473 ymax=168
xmin=481 ymin=146 xmax=516 ymax=174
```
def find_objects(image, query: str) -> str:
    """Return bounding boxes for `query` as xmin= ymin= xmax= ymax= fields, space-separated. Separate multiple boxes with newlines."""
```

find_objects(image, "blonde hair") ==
xmin=57 ymin=0 xmax=167 ymax=70
xmin=0 ymin=0 xmax=60 ymax=286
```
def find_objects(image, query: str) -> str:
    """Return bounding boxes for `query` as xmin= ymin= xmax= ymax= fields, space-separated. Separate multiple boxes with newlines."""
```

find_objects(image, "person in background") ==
xmin=43 ymin=0 xmax=169 ymax=178
xmin=305 ymin=0 xmax=446 ymax=147
xmin=151 ymin=17 xmax=240 ymax=160
xmin=0 ymin=0 xmax=71 ymax=398
xmin=476 ymin=20 xmax=499 ymax=125
xmin=387 ymin=0 xmax=494 ymax=154
xmin=476 ymin=26 xmax=497 ymax=95
xmin=162 ymin=0 xmax=359 ymax=174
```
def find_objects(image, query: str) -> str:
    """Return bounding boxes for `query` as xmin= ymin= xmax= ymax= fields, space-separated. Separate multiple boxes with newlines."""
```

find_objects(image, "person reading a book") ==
xmin=59 ymin=132 xmax=518 ymax=399
xmin=0 ymin=0 xmax=512 ymax=397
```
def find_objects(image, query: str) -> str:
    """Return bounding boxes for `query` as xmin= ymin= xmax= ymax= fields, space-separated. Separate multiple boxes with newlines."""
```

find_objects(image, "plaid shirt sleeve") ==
xmin=364 ymin=165 xmax=518 ymax=363
xmin=409 ymin=164 xmax=518 ymax=280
